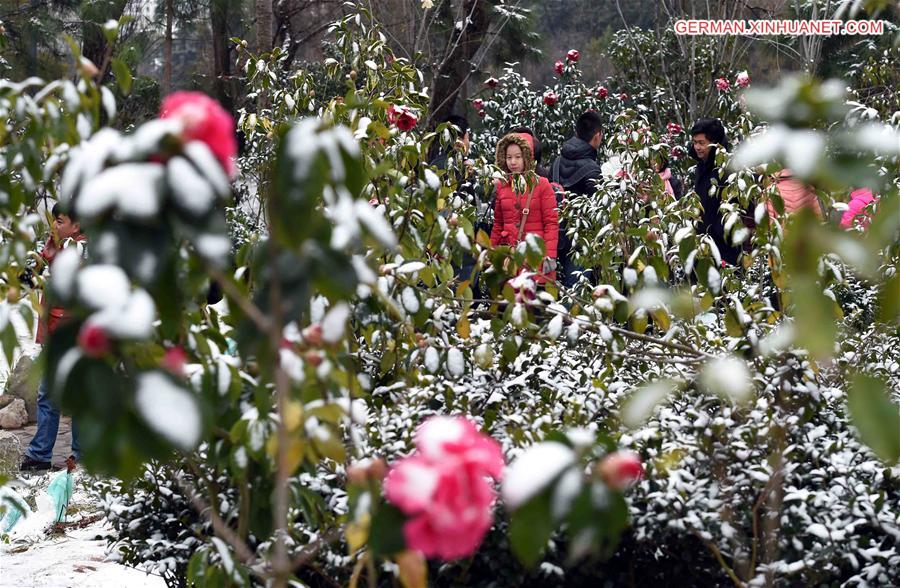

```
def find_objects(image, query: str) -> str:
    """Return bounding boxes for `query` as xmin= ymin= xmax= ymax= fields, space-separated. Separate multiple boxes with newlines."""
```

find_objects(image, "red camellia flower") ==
xmin=78 ymin=322 xmax=111 ymax=358
xmin=472 ymin=98 xmax=484 ymax=111
xmin=554 ymin=60 xmax=565 ymax=75
xmin=478 ymin=110 xmax=486 ymax=118
xmin=302 ymin=323 xmax=323 ymax=346
xmin=597 ymin=451 xmax=644 ymax=491
xmin=566 ymin=49 xmax=580 ymax=62
xmin=596 ymin=86 xmax=609 ymax=99
xmin=667 ymin=122 xmax=683 ymax=135
xmin=387 ymin=104 xmax=418 ymax=131
xmin=735 ymin=71 xmax=751 ymax=88
xmin=715 ymin=77 xmax=730 ymax=91
xmin=384 ymin=416 xmax=504 ymax=560
xmin=159 ymin=91 xmax=238 ymax=177
xmin=485 ymin=77 xmax=499 ymax=89
xmin=162 ymin=346 xmax=188 ymax=377
xmin=618 ymin=92 xmax=629 ymax=101
xmin=543 ymin=91 xmax=559 ymax=106
xmin=670 ymin=146 xmax=686 ymax=160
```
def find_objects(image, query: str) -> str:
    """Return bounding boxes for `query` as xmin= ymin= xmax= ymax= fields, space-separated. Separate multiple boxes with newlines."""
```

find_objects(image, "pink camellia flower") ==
xmin=162 ymin=346 xmax=188 ymax=377
xmin=159 ymin=91 xmax=237 ymax=177
xmin=618 ymin=92 xmax=629 ymax=101
xmin=78 ymin=322 xmax=111 ymax=358
xmin=597 ymin=451 xmax=644 ymax=491
xmin=554 ymin=60 xmax=565 ymax=75
xmin=478 ymin=110 xmax=486 ymax=119
xmin=472 ymin=98 xmax=484 ymax=111
xmin=670 ymin=146 xmax=686 ymax=160
xmin=667 ymin=122 xmax=682 ymax=135
xmin=566 ymin=49 xmax=580 ymax=62
xmin=735 ymin=71 xmax=751 ymax=88
xmin=596 ymin=86 xmax=609 ymax=99
xmin=387 ymin=105 xmax=418 ymax=132
xmin=543 ymin=91 xmax=559 ymax=107
xmin=485 ymin=77 xmax=499 ymax=89
xmin=384 ymin=416 xmax=504 ymax=560
xmin=715 ymin=77 xmax=730 ymax=91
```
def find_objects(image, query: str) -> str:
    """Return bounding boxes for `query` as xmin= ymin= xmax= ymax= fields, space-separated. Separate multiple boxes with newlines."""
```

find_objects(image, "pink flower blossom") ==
xmin=161 ymin=346 xmax=188 ymax=377
xmin=618 ymin=92 xmax=629 ymax=101
xmin=472 ymin=98 xmax=484 ymax=111
xmin=485 ymin=77 xmax=499 ymax=89
xmin=387 ymin=105 xmax=418 ymax=131
xmin=667 ymin=122 xmax=682 ymax=135
xmin=78 ymin=322 xmax=111 ymax=358
xmin=384 ymin=416 xmax=504 ymax=560
xmin=159 ymin=91 xmax=237 ymax=177
xmin=670 ymin=146 xmax=686 ymax=160
xmin=543 ymin=91 xmax=559 ymax=107
xmin=596 ymin=86 xmax=609 ymax=99
xmin=566 ymin=49 xmax=580 ymax=62
xmin=597 ymin=451 xmax=644 ymax=490
xmin=554 ymin=60 xmax=565 ymax=75
xmin=715 ymin=77 xmax=730 ymax=91
xmin=735 ymin=71 xmax=751 ymax=88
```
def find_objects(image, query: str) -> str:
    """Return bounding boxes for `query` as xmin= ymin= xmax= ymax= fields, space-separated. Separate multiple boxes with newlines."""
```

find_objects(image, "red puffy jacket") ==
xmin=490 ymin=176 xmax=559 ymax=259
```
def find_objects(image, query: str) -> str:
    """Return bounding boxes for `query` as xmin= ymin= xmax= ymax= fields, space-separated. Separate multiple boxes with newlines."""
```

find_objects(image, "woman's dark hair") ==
xmin=507 ymin=126 xmax=542 ymax=163
xmin=690 ymin=117 xmax=730 ymax=149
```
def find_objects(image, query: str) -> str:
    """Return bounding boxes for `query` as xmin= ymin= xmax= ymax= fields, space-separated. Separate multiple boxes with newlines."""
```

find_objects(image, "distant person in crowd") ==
xmin=21 ymin=204 xmax=87 ymax=471
xmin=428 ymin=114 xmax=470 ymax=170
xmin=549 ymin=111 xmax=605 ymax=286
xmin=491 ymin=133 xmax=559 ymax=282
xmin=840 ymin=188 xmax=877 ymax=230
xmin=688 ymin=117 xmax=741 ymax=265
xmin=766 ymin=168 xmax=823 ymax=221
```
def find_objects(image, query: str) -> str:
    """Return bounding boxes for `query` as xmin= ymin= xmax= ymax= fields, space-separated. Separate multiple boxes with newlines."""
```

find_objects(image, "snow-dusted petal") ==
xmin=168 ymin=156 xmax=216 ymax=216
xmin=135 ymin=372 xmax=202 ymax=451
xmin=502 ymin=442 xmax=576 ymax=510
xmin=77 ymin=265 xmax=131 ymax=309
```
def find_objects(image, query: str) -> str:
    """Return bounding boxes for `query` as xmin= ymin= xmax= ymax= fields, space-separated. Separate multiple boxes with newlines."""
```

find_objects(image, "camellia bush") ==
xmin=1 ymin=6 xmax=898 ymax=588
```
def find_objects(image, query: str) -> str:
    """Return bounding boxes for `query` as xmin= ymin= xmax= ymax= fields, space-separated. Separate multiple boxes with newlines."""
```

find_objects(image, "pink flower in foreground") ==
xmin=471 ymin=98 xmax=484 ymax=111
xmin=596 ymin=86 xmax=609 ymax=99
xmin=597 ymin=451 xmax=644 ymax=491
xmin=566 ymin=49 xmax=580 ymax=63
xmin=735 ymin=71 xmax=751 ymax=88
xmin=159 ymin=91 xmax=237 ymax=177
xmin=715 ymin=77 xmax=730 ymax=91
xmin=667 ymin=122 xmax=682 ymax=136
xmin=384 ymin=416 xmax=504 ymax=560
xmin=543 ymin=91 xmax=559 ymax=107
xmin=618 ymin=92 xmax=629 ymax=101
xmin=554 ymin=60 xmax=565 ymax=75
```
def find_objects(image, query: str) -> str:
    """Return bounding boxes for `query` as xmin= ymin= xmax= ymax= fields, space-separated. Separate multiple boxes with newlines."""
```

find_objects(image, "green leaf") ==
xmin=509 ymin=490 xmax=555 ymax=567
xmin=369 ymin=503 xmax=408 ymax=556
xmin=848 ymin=374 xmax=900 ymax=464
xmin=110 ymin=58 xmax=132 ymax=95
xmin=791 ymin=277 xmax=837 ymax=360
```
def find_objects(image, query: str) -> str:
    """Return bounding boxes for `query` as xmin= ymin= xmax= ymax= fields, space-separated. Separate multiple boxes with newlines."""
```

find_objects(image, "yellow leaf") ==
xmin=396 ymin=550 xmax=427 ymax=588
xmin=283 ymin=401 xmax=303 ymax=433
xmin=345 ymin=513 xmax=371 ymax=553
xmin=457 ymin=315 xmax=471 ymax=339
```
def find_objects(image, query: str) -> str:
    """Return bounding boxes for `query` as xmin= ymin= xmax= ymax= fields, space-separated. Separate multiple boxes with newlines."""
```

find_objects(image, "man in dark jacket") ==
xmin=688 ymin=117 xmax=741 ymax=265
xmin=550 ymin=111 xmax=605 ymax=287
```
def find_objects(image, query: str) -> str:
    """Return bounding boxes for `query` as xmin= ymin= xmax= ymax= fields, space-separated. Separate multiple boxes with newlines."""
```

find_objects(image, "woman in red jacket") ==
xmin=490 ymin=133 xmax=559 ymax=282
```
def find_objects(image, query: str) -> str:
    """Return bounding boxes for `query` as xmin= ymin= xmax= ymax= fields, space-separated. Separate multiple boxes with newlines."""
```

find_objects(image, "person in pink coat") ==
xmin=840 ymin=188 xmax=876 ymax=230
xmin=490 ymin=132 xmax=559 ymax=282
xmin=766 ymin=168 xmax=823 ymax=221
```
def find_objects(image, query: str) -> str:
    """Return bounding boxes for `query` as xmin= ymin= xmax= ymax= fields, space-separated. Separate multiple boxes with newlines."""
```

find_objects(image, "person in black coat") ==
xmin=549 ymin=111 xmax=605 ymax=287
xmin=688 ymin=117 xmax=741 ymax=265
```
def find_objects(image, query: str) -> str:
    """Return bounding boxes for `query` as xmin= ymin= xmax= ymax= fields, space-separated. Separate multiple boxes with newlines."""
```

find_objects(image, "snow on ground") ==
xmin=1 ymin=470 xmax=166 ymax=587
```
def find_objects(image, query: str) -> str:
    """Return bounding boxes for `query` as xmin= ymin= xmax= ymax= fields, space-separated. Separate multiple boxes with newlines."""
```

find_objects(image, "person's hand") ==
xmin=541 ymin=258 xmax=558 ymax=274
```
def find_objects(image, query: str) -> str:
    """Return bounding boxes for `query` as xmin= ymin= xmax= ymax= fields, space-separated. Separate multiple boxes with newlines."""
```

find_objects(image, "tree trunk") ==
xmin=428 ymin=0 xmax=493 ymax=125
xmin=256 ymin=0 xmax=273 ymax=54
xmin=210 ymin=0 xmax=233 ymax=111
xmin=163 ymin=0 xmax=174 ymax=95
